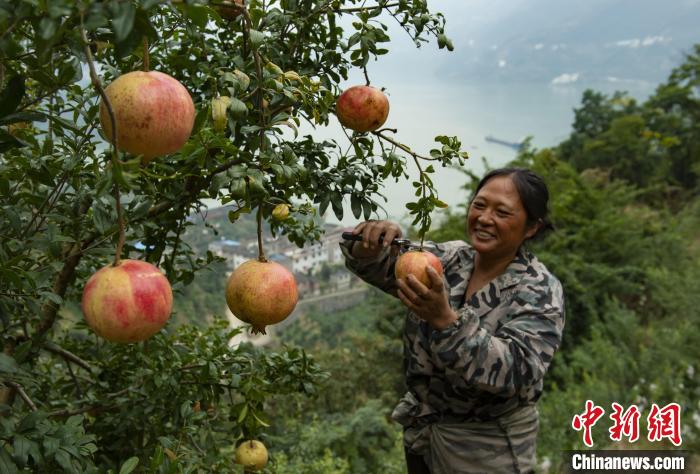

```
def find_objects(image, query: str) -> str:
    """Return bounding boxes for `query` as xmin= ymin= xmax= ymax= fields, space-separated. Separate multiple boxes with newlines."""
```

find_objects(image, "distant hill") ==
xmin=436 ymin=0 xmax=700 ymax=86
xmin=182 ymin=206 xmax=261 ymax=255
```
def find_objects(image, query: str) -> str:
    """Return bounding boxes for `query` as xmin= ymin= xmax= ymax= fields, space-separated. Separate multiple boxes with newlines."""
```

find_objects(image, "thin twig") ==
xmin=44 ymin=341 xmax=92 ymax=372
xmin=334 ymin=2 xmax=401 ymax=13
xmin=371 ymin=134 xmax=429 ymax=247
xmin=372 ymin=130 xmax=438 ymax=161
xmin=0 ymin=291 xmax=38 ymax=298
xmin=80 ymin=14 xmax=125 ymax=267
xmin=256 ymin=203 xmax=266 ymax=262
xmin=48 ymin=387 xmax=133 ymax=418
xmin=143 ymin=37 xmax=150 ymax=72
xmin=240 ymin=8 xmax=269 ymax=263
xmin=6 ymin=381 xmax=37 ymax=411
xmin=66 ymin=359 xmax=83 ymax=398
xmin=21 ymin=172 xmax=70 ymax=237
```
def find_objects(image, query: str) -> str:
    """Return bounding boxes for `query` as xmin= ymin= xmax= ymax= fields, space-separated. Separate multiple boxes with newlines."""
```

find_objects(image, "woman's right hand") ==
xmin=349 ymin=220 xmax=402 ymax=258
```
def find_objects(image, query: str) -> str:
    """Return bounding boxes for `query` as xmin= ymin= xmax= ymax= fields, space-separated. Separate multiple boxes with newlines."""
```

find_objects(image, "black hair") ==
xmin=472 ymin=167 xmax=555 ymax=241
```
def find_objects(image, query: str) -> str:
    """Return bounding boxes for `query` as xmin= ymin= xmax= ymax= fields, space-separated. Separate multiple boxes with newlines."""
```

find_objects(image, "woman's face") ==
xmin=467 ymin=175 xmax=537 ymax=260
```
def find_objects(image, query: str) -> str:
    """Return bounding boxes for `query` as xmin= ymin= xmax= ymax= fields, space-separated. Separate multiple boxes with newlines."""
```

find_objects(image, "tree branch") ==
xmin=372 ymin=130 xmax=438 ymax=161
xmin=6 ymin=381 xmax=37 ymax=412
xmin=48 ymin=387 xmax=132 ymax=418
xmin=44 ymin=341 xmax=92 ymax=372
xmin=334 ymin=2 xmax=401 ymax=13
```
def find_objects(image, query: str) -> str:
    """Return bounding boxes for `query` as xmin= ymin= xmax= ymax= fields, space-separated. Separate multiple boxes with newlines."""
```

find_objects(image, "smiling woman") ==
xmin=340 ymin=168 xmax=564 ymax=473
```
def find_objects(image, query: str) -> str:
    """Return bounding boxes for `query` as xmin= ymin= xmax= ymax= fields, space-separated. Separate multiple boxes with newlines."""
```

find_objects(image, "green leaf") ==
xmin=231 ymin=70 xmax=251 ymax=92
xmin=57 ymin=56 xmax=83 ymax=85
xmin=237 ymin=403 xmax=248 ymax=423
xmin=12 ymin=435 xmax=30 ymax=466
xmin=0 ymin=111 xmax=46 ymax=126
xmin=54 ymin=449 xmax=73 ymax=472
xmin=47 ymin=115 xmax=80 ymax=134
xmin=119 ymin=457 xmax=140 ymax=474
xmin=0 ymin=448 xmax=18 ymax=474
xmin=0 ymin=353 xmax=19 ymax=374
xmin=0 ymin=128 xmax=27 ymax=152
xmin=114 ymin=10 xmax=157 ymax=58
xmin=38 ymin=17 xmax=59 ymax=41
xmin=229 ymin=97 xmax=248 ymax=119
xmin=249 ymin=29 xmax=265 ymax=48
xmin=192 ymin=104 xmax=209 ymax=135
xmin=184 ymin=5 xmax=210 ymax=28
xmin=433 ymin=198 xmax=448 ymax=208
xmin=111 ymin=2 xmax=136 ymax=42
xmin=331 ymin=192 xmax=343 ymax=220
xmin=350 ymin=194 xmax=361 ymax=219
xmin=40 ymin=291 xmax=63 ymax=306
xmin=319 ymin=193 xmax=330 ymax=216
xmin=0 ymin=76 xmax=25 ymax=119
xmin=362 ymin=199 xmax=372 ymax=220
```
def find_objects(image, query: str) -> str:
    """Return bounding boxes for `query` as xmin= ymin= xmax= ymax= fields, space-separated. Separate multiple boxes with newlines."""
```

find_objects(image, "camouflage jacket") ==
xmin=340 ymin=239 xmax=565 ymax=426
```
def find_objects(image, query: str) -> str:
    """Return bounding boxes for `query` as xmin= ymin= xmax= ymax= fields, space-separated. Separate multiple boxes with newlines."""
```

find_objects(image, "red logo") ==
xmin=647 ymin=403 xmax=682 ymax=446
xmin=572 ymin=400 xmax=606 ymax=447
xmin=571 ymin=401 xmax=682 ymax=447
xmin=609 ymin=403 xmax=641 ymax=443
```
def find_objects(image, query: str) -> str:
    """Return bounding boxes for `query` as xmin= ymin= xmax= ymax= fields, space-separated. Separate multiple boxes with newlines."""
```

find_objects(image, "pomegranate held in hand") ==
xmin=395 ymin=250 xmax=443 ymax=288
xmin=336 ymin=85 xmax=389 ymax=132
xmin=225 ymin=259 xmax=298 ymax=334
xmin=99 ymin=71 xmax=195 ymax=161
xmin=81 ymin=259 xmax=173 ymax=343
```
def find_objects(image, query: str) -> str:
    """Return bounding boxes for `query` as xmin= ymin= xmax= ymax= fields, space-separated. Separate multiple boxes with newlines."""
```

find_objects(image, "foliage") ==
xmin=1 ymin=318 xmax=325 ymax=472
xmin=558 ymin=45 xmax=700 ymax=199
xmin=171 ymin=259 xmax=228 ymax=326
xmin=0 ymin=0 xmax=467 ymax=471
xmin=268 ymin=289 xmax=407 ymax=473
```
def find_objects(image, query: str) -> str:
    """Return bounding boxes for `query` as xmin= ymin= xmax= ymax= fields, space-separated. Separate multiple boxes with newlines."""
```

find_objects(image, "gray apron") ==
xmin=393 ymin=391 xmax=539 ymax=474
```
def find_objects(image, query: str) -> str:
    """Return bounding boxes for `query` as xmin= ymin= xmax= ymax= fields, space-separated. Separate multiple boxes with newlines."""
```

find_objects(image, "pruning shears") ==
xmin=341 ymin=232 xmax=436 ymax=251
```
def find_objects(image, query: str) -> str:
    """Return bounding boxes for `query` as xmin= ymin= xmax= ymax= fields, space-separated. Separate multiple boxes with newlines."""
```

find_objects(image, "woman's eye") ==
xmin=472 ymin=202 xmax=485 ymax=209
xmin=496 ymin=210 xmax=510 ymax=217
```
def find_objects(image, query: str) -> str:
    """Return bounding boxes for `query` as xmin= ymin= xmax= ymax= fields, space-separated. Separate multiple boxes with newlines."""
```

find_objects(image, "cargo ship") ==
xmin=485 ymin=135 xmax=524 ymax=151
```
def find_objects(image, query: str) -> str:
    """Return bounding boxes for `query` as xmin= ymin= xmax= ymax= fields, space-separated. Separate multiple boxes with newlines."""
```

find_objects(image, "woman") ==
xmin=340 ymin=168 xmax=565 ymax=474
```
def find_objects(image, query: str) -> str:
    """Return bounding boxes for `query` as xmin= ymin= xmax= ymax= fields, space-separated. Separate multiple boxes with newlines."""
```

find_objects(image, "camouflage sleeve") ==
xmin=339 ymin=240 xmax=400 ymax=296
xmin=339 ymin=240 xmax=464 ymax=297
xmin=430 ymin=276 xmax=565 ymax=399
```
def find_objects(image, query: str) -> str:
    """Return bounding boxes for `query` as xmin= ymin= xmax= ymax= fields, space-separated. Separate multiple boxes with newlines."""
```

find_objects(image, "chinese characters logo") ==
xmin=571 ymin=400 xmax=682 ymax=447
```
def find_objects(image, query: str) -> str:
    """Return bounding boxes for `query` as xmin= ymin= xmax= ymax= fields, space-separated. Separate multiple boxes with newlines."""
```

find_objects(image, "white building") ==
xmin=292 ymin=225 xmax=352 ymax=274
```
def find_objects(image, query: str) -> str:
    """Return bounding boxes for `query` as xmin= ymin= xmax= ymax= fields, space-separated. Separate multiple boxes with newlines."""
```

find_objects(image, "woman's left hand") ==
xmin=397 ymin=266 xmax=458 ymax=330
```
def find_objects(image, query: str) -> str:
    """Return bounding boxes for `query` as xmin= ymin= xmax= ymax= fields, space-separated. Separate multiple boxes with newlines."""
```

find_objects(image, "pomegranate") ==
xmin=336 ymin=85 xmax=389 ymax=132
xmin=234 ymin=439 xmax=268 ymax=471
xmin=225 ymin=260 xmax=298 ymax=334
xmin=99 ymin=71 xmax=195 ymax=161
xmin=272 ymin=203 xmax=290 ymax=221
xmin=81 ymin=259 xmax=172 ymax=343
xmin=395 ymin=250 xmax=443 ymax=288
